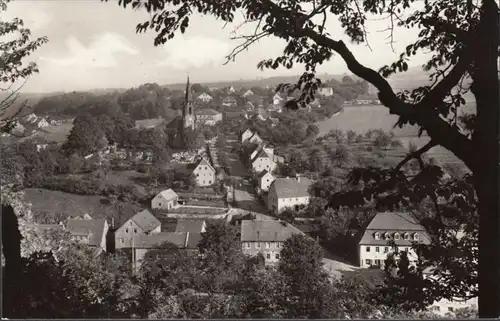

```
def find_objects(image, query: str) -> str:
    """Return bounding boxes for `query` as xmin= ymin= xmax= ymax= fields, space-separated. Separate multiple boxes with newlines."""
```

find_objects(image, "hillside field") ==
xmin=23 ymin=188 xmax=143 ymax=226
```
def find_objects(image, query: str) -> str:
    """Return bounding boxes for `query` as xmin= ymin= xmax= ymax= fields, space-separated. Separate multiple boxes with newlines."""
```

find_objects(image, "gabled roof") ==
xmin=67 ymin=218 xmax=107 ymax=247
xmin=158 ymin=188 xmax=178 ymax=201
xmin=197 ymin=108 xmax=221 ymax=116
xmin=240 ymin=220 xmax=304 ymax=242
xmin=197 ymin=92 xmax=213 ymax=99
xmin=130 ymin=209 xmax=161 ymax=233
xmin=175 ymin=219 xmax=206 ymax=233
xmin=133 ymin=231 xmax=202 ymax=249
xmin=258 ymin=169 xmax=271 ymax=179
xmin=270 ymin=178 xmax=310 ymax=198
xmin=166 ymin=115 xmax=183 ymax=129
xmin=252 ymin=149 xmax=271 ymax=164
xmin=193 ymin=157 xmax=216 ymax=173
xmin=133 ymin=232 xmax=187 ymax=249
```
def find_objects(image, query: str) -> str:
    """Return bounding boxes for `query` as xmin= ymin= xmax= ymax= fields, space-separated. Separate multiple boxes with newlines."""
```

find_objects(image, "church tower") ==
xmin=182 ymin=76 xmax=195 ymax=131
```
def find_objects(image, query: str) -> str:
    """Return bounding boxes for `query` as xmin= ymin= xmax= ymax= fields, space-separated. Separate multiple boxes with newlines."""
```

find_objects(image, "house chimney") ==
xmin=111 ymin=217 xmax=115 ymax=229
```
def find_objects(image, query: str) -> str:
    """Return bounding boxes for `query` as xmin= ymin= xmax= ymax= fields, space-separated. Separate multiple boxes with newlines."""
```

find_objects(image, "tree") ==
xmin=197 ymin=221 xmax=246 ymax=293
xmin=63 ymin=115 xmax=107 ymax=155
xmin=108 ymin=0 xmax=498 ymax=316
xmin=278 ymin=234 xmax=334 ymax=318
xmin=0 ymin=0 xmax=48 ymax=134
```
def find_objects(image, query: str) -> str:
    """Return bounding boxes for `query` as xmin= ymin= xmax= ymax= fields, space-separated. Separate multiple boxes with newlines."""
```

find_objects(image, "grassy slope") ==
xmin=23 ymin=188 xmax=142 ymax=226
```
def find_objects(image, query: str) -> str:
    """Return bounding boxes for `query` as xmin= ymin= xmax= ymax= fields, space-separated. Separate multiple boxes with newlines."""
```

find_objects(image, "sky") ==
xmin=2 ymin=0 xmax=430 ymax=93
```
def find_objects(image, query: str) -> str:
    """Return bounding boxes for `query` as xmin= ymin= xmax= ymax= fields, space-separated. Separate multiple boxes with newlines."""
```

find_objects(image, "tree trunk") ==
xmin=473 ymin=0 xmax=500 ymax=317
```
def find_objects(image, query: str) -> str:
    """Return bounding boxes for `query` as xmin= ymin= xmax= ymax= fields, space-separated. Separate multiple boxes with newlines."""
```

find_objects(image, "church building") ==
xmin=166 ymin=76 xmax=196 ymax=148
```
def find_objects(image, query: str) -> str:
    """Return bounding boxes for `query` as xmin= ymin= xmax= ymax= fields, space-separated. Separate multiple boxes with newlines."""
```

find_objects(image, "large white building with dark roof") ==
xmin=267 ymin=177 xmax=312 ymax=214
xmin=358 ymin=212 xmax=431 ymax=268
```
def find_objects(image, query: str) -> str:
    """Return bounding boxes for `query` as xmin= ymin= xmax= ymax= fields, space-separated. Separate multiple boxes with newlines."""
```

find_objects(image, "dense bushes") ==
xmin=25 ymin=174 xmax=143 ymax=201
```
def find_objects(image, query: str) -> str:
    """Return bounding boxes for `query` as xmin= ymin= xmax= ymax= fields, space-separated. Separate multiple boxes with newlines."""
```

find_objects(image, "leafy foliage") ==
xmin=0 ymin=0 xmax=48 ymax=134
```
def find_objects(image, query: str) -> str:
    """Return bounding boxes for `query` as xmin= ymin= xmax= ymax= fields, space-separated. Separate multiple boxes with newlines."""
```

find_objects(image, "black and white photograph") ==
xmin=1 ymin=0 xmax=498 ymax=318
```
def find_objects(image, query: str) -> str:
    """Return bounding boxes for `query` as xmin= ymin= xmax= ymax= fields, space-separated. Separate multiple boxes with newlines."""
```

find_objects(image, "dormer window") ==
xmin=374 ymin=232 xmax=380 ymax=240
xmin=394 ymin=232 xmax=401 ymax=240
xmin=414 ymin=233 xmax=420 ymax=241
xmin=403 ymin=233 xmax=410 ymax=240
xmin=384 ymin=232 xmax=391 ymax=240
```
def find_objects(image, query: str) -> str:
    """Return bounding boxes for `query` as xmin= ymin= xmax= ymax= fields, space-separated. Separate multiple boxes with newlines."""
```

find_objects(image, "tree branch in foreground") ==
xmin=395 ymin=140 xmax=437 ymax=171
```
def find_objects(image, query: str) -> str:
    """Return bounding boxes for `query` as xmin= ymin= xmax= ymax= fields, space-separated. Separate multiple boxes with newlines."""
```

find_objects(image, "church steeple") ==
xmin=182 ymin=75 xmax=195 ymax=131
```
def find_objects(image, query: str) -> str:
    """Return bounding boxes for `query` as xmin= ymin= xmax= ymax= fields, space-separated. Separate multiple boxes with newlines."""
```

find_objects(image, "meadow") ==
xmin=316 ymin=103 xmax=475 ymax=166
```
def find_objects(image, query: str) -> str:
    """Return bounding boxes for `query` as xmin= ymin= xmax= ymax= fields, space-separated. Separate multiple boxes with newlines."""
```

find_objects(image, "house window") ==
xmin=431 ymin=306 xmax=440 ymax=312
xmin=266 ymin=242 xmax=270 ymax=249
xmin=448 ymin=307 xmax=454 ymax=312
xmin=125 ymin=228 xmax=129 ymax=233
xmin=120 ymin=238 xmax=124 ymax=243
xmin=384 ymin=233 xmax=390 ymax=240
xmin=266 ymin=253 xmax=271 ymax=260
xmin=256 ymin=242 xmax=261 ymax=248
xmin=384 ymin=247 xmax=389 ymax=253
xmin=374 ymin=259 xmax=381 ymax=266
xmin=203 ymin=180 xmax=205 ymax=184
xmin=159 ymin=202 xmax=162 ymax=207
xmin=366 ymin=246 xmax=371 ymax=252
xmin=375 ymin=247 xmax=380 ymax=253
xmin=404 ymin=233 xmax=410 ymax=240
xmin=134 ymin=228 xmax=137 ymax=233
xmin=394 ymin=233 xmax=400 ymax=240
xmin=374 ymin=232 xmax=380 ymax=240
xmin=414 ymin=233 xmax=420 ymax=241
xmin=276 ymin=243 xmax=280 ymax=248
xmin=365 ymin=259 xmax=372 ymax=266
xmin=209 ymin=180 xmax=212 ymax=184
xmin=246 ymin=242 xmax=251 ymax=248
xmin=275 ymin=253 xmax=280 ymax=260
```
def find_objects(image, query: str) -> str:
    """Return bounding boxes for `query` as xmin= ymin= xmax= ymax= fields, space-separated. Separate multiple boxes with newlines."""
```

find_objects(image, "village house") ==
xmin=251 ymin=149 xmax=278 ymax=174
xmin=358 ymin=212 xmax=431 ymax=269
xmin=228 ymin=86 xmax=236 ymax=93
xmin=175 ymin=219 xmax=207 ymax=233
xmin=115 ymin=209 xmax=162 ymax=250
xmin=66 ymin=215 xmax=109 ymax=255
xmin=190 ymin=157 xmax=216 ymax=187
xmin=245 ymin=101 xmax=255 ymax=111
xmin=151 ymin=188 xmax=179 ymax=210
xmin=318 ymin=87 xmax=334 ymax=96
xmin=132 ymin=231 xmax=203 ymax=270
xmin=267 ymin=177 xmax=312 ymax=214
xmin=258 ymin=170 xmax=275 ymax=192
xmin=240 ymin=219 xmax=305 ymax=264
xmin=246 ymin=132 xmax=264 ymax=146
xmin=242 ymin=89 xmax=254 ymax=97
xmin=196 ymin=109 xmax=223 ymax=125
xmin=196 ymin=92 xmax=213 ymax=102
xmin=222 ymin=96 xmax=238 ymax=107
